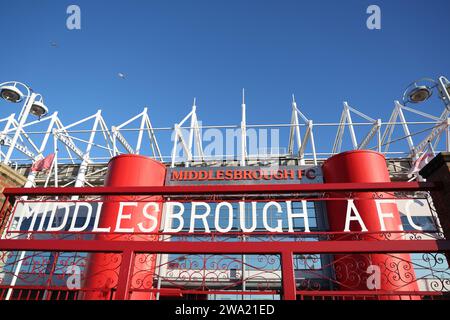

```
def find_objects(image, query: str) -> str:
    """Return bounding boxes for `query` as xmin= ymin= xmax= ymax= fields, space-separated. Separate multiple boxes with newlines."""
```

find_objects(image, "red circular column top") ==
xmin=322 ymin=150 xmax=391 ymax=183
xmin=105 ymin=154 xmax=167 ymax=187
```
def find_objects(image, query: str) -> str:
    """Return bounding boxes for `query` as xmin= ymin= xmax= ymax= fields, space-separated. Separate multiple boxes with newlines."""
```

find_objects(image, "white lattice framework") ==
xmin=0 ymin=80 xmax=449 ymax=188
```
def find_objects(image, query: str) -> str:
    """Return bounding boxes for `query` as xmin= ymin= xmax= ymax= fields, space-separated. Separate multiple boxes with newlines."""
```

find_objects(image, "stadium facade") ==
xmin=0 ymin=80 xmax=450 ymax=300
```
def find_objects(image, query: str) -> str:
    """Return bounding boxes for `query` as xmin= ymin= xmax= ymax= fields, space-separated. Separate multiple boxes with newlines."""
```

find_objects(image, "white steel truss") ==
xmin=112 ymin=107 xmax=162 ymax=160
xmin=170 ymin=98 xmax=204 ymax=167
xmin=332 ymin=101 xmax=382 ymax=154
xmin=288 ymin=95 xmax=317 ymax=165
xmin=0 ymin=85 xmax=449 ymax=187
xmin=381 ymin=101 xmax=450 ymax=159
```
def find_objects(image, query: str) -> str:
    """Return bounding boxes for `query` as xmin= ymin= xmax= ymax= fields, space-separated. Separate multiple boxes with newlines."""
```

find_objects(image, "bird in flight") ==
xmin=117 ymin=72 xmax=126 ymax=79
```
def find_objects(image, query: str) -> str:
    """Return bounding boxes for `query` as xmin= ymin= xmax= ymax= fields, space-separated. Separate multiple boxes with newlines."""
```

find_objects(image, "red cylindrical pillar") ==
xmin=83 ymin=155 xmax=166 ymax=300
xmin=322 ymin=150 xmax=418 ymax=298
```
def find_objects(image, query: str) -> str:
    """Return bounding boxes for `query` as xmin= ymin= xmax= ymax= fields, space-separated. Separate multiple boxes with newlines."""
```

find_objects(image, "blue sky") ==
xmin=0 ymin=0 xmax=449 ymax=160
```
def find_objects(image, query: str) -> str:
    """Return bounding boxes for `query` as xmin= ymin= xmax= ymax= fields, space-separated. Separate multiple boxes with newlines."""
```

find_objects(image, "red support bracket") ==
xmin=281 ymin=251 xmax=296 ymax=301
xmin=115 ymin=249 xmax=134 ymax=300
xmin=2 ymin=181 xmax=439 ymax=197
xmin=0 ymin=239 xmax=449 ymax=254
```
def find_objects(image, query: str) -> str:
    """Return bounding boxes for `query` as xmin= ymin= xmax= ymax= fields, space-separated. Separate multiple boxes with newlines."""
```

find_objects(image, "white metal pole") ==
xmin=188 ymin=100 xmax=196 ymax=153
xmin=241 ymin=89 xmax=247 ymax=166
xmin=438 ymin=76 xmax=450 ymax=111
xmin=0 ymin=114 xmax=16 ymax=162
xmin=5 ymin=106 xmax=53 ymax=299
xmin=309 ymin=121 xmax=318 ymax=165
xmin=396 ymin=101 xmax=415 ymax=156
xmin=288 ymin=95 xmax=302 ymax=157
xmin=53 ymin=132 xmax=59 ymax=188
xmin=377 ymin=119 xmax=382 ymax=152
xmin=74 ymin=111 xmax=101 ymax=188
xmin=145 ymin=113 xmax=163 ymax=161
xmin=171 ymin=125 xmax=179 ymax=168
xmin=135 ymin=108 xmax=147 ymax=155
xmin=344 ymin=102 xmax=358 ymax=149
xmin=24 ymin=113 xmax=58 ymax=188
xmin=186 ymin=103 xmax=196 ymax=167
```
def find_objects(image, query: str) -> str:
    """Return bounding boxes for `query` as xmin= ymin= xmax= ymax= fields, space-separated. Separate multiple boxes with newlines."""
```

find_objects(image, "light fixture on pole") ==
xmin=0 ymin=81 xmax=51 ymax=301
xmin=406 ymin=86 xmax=432 ymax=103
xmin=402 ymin=76 xmax=450 ymax=111
xmin=30 ymin=98 xmax=49 ymax=118
xmin=0 ymin=81 xmax=49 ymax=164
xmin=0 ymin=83 xmax=25 ymax=103
xmin=402 ymin=78 xmax=435 ymax=104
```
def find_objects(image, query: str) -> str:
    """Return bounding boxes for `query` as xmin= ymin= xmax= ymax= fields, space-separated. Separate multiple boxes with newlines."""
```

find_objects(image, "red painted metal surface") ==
xmin=2 ymin=181 xmax=438 ymax=196
xmin=0 ymin=239 xmax=448 ymax=253
xmin=322 ymin=150 xmax=419 ymax=297
xmin=0 ymin=239 xmax=449 ymax=300
xmin=84 ymin=155 xmax=166 ymax=300
xmin=0 ymin=171 xmax=448 ymax=301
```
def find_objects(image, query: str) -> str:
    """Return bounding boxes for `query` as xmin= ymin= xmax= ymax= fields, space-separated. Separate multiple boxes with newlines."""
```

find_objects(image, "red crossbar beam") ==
xmin=0 ymin=239 xmax=448 ymax=254
xmin=2 ymin=182 xmax=438 ymax=196
xmin=296 ymin=290 xmax=443 ymax=296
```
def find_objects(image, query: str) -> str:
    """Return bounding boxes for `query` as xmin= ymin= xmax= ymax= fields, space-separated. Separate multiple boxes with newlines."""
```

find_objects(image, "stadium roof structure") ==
xmin=0 ymin=78 xmax=449 ymax=188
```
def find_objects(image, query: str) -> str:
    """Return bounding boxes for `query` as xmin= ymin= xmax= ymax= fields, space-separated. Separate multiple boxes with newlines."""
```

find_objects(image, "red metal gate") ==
xmin=0 ymin=182 xmax=449 ymax=300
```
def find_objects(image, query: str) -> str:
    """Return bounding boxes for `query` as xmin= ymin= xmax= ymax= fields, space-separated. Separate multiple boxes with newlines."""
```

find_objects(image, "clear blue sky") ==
xmin=1 ymin=0 xmax=449 ymax=160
